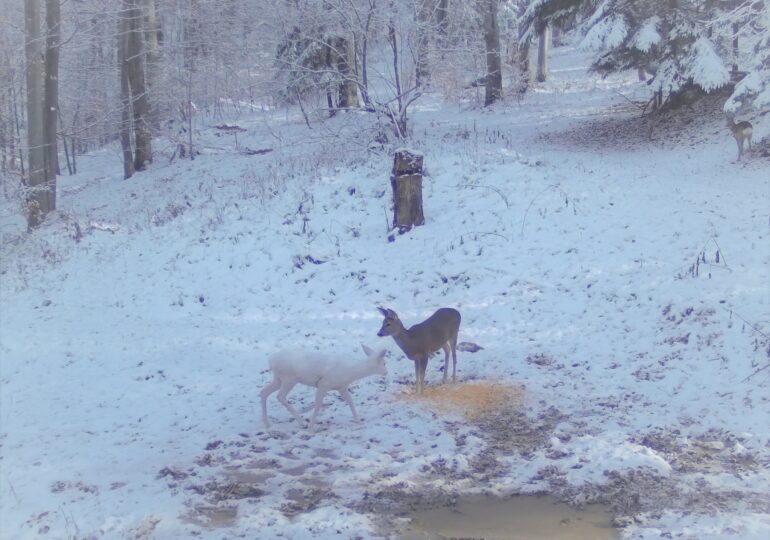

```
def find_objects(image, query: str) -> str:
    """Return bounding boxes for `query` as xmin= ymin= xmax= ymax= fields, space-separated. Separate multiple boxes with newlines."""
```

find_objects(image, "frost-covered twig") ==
xmin=520 ymin=183 xmax=581 ymax=237
xmin=456 ymin=183 xmax=510 ymax=209
xmin=611 ymin=89 xmax=645 ymax=113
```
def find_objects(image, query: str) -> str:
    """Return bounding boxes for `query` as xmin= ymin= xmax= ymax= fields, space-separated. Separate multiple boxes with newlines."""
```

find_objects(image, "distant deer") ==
xmin=727 ymin=114 xmax=753 ymax=160
xmin=377 ymin=307 xmax=461 ymax=393
xmin=261 ymin=344 xmax=387 ymax=431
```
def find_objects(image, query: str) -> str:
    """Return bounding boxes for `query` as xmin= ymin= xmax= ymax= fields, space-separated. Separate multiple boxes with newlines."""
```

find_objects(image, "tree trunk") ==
xmin=536 ymin=25 xmax=550 ymax=82
xmin=144 ymin=0 xmax=161 ymax=131
xmin=118 ymin=7 xmax=134 ymax=179
xmin=361 ymin=33 xmax=370 ymax=106
xmin=44 ymin=0 xmax=60 ymax=187
xmin=126 ymin=1 xmax=152 ymax=171
xmin=24 ymin=0 xmax=48 ymax=228
xmin=551 ymin=23 xmax=561 ymax=47
xmin=516 ymin=3 xmax=532 ymax=94
xmin=388 ymin=16 xmax=402 ymax=111
xmin=334 ymin=37 xmax=359 ymax=109
xmin=390 ymin=149 xmax=425 ymax=230
xmin=481 ymin=0 xmax=502 ymax=106
xmin=436 ymin=0 xmax=449 ymax=36
xmin=415 ymin=1 xmax=431 ymax=87
xmin=323 ymin=38 xmax=337 ymax=117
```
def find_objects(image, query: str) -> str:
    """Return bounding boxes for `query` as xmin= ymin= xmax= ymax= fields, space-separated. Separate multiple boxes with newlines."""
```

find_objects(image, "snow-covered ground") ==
xmin=1 ymin=47 xmax=769 ymax=539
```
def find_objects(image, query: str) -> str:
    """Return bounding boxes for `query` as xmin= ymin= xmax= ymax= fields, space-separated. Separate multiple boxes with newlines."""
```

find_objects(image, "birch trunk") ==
xmin=126 ymin=1 xmax=152 ymax=170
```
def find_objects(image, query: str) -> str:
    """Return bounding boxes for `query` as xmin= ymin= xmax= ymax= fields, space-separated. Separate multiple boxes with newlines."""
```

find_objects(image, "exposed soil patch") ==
xmin=181 ymin=505 xmax=238 ymax=529
xmin=635 ymin=428 xmax=763 ymax=476
xmin=540 ymin=91 xmax=736 ymax=152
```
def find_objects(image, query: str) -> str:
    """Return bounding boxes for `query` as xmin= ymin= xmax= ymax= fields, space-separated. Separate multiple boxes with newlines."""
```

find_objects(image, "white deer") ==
xmin=377 ymin=307 xmax=461 ymax=393
xmin=260 ymin=344 xmax=387 ymax=430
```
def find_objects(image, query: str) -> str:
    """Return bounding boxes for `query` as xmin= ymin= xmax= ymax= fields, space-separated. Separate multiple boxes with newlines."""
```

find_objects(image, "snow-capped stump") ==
xmin=390 ymin=148 xmax=425 ymax=231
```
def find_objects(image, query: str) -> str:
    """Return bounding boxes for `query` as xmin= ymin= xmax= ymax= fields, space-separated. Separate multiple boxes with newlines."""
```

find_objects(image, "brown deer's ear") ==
xmin=377 ymin=307 xmax=389 ymax=316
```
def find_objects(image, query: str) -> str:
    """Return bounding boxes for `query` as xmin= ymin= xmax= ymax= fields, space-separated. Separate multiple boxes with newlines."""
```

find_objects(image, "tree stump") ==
xmin=390 ymin=149 xmax=425 ymax=230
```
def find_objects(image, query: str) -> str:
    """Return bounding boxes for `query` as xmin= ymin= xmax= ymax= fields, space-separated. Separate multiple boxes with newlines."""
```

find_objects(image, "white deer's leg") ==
xmin=338 ymin=388 xmax=360 ymax=422
xmin=260 ymin=378 xmax=281 ymax=427
xmin=441 ymin=344 xmax=451 ymax=383
xmin=276 ymin=380 xmax=303 ymax=425
xmin=309 ymin=387 xmax=328 ymax=431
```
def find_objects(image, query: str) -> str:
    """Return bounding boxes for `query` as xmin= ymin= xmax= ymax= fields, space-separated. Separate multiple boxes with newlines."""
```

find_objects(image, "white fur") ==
xmin=260 ymin=344 xmax=387 ymax=431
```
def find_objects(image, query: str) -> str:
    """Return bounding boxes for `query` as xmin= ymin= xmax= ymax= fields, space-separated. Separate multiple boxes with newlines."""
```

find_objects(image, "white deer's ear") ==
xmin=361 ymin=344 xmax=375 ymax=356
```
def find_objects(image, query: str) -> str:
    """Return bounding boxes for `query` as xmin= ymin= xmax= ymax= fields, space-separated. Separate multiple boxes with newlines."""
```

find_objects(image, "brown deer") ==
xmin=377 ymin=307 xmax=461 ymax=393
xmin=727 ymin=114 xmax=753 ymax=160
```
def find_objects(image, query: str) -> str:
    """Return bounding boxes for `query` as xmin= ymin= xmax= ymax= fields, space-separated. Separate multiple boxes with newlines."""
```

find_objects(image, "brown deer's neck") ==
xmin=392 ymin=326 xmax=420 ymax=358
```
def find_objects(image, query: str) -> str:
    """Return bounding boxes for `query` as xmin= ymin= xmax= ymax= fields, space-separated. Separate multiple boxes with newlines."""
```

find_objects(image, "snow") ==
xmin=1 ymin=47 xmax=769 ymax=540
xmin=629 ymin=17 xmax=661 ymax=53
xmin=581 ymin=14 xmax=628 ymax=51
xmin=685 ymin=37 xmax=730 ymax=92
xmin=726 ymin=69 xmax=770 ymax=112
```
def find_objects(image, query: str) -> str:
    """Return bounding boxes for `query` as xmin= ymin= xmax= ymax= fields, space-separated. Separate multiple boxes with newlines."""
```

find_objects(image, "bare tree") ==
xmin=127 ymin=1 xmax=151 ymax=170
xmin=143 ymin=0 xmax=161 ymax=131
xmin=24 ymin=0 xmax=51 ymax=228
xmin=356 ymin=0 xmax=377 ymax=106
xmin=536 ymin=23 xmax=549 ymax=82
xmin=44 ymin=0 xmax=60 ymax=186
xmin=481 ymin=0 xmax=502 ymax=105
xmin=332 ymin=36 xmax=359 ymax=109
xmin=436 ymin=0 xmax=449 ymax=36
xmin=118 ymin=4 xmax=135 ymax=179
xmin=415 ymin=0 xmax=432 ymax=87
xmin=515 ymin=1 xmax=532 ymax=94
xmin=118 ymin=0 xmax=152 ymax=177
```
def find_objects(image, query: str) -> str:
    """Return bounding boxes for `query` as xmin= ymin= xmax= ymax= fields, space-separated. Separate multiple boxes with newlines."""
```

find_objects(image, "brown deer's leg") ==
xmin=441 ymin=344 xmax=451 ymax=383
xmin=451 ymin=340 xmax=458 ymax=382
xmin=419 ymin=356 xmax=429 ymax=393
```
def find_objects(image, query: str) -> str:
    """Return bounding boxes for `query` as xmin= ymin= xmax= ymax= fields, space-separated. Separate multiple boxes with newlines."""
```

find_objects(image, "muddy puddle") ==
xmin=397 ymin=494 xmax=618 ymax=540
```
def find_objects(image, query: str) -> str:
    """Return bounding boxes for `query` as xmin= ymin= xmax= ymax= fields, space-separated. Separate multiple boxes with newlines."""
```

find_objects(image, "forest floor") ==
xmin=1 ymin=47 xmax=769 ymax=540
